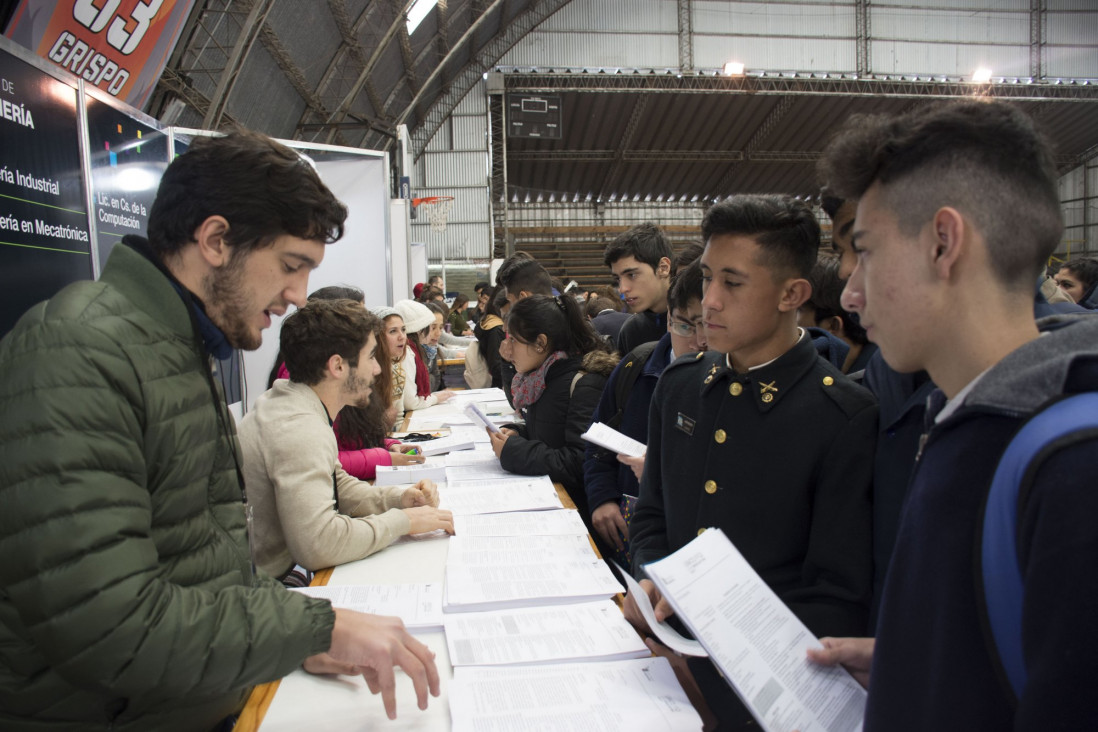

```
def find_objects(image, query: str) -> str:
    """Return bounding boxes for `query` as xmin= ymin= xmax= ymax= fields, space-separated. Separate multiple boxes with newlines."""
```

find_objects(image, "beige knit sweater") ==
xmin=239 ymin=379 xmax=412 ymax=577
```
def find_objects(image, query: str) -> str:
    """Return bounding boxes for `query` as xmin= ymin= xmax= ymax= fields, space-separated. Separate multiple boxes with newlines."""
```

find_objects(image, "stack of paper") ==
xmin=444 ymin=449 xmax=498 ymax=467
xmin=445 ymin=461 xmax=511 ymax=481
xmin=439 ymin=476 xmax=563 ymax=516
xmin=646 ymin=528 xmax=867 ymax=732
xmin=453 ymin=509 xmax=589 ymax=537
xmin=444 ymin=600 xmax=648 ymax=666
xmin=373 ymin=456 xmax=448 ymax=486
xmin=444 ymin=535 xmax=622 ymax=612
xmin=416 ymin=434 xmax=475 ymax=457
xmin=449 ymin=658 xmax=703 ymax=731
xmin=289 ymin=583 xmax=443 ymax=631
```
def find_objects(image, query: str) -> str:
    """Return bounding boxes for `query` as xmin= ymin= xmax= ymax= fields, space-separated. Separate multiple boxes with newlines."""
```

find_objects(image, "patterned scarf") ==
xmin=511 ymin=350 xmax=568 ymax=411
xmin=391 ymin=357 xmax=405 ymax=402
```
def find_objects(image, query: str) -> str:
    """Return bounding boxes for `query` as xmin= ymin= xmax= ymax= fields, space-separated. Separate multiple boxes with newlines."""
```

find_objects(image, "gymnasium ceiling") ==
xmin=141 ymin=0 xmax=1098 ymax=202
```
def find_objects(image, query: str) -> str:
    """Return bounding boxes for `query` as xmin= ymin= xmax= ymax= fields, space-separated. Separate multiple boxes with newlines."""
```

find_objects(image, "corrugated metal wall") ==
xmin=1058 ymin=153 xmax=1098 ymax=258
xmin=414 ymin=0 xmax=1097 ymax=263
xmin=413 ymin=80 xmax=492 ymax=261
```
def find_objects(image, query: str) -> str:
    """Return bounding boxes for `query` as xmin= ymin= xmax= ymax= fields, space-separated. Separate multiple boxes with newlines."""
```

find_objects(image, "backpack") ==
xmin=604 ymin=341 xmax=659 ymax=431
xmin=978 ymin=391 xmax=1098 ymax=701
xmin=462 ymin=341 xmax=491 ymax=389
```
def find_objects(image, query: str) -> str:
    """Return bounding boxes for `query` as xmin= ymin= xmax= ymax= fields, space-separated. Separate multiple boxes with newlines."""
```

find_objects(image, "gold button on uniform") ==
xmin=714 ymin=429 xmax=726 ymax=444
xmin=729 ymin=382 xmax=743 ymax=396
xmin=697 ymin=528 xmax=706 ymax=536
xmin=704 ymin=480 xmax=717 ymax=494
xmin=823 ymin=376 xmax=834 ymax=386
xmin=762 ymin=392 xmax=774 ymax=403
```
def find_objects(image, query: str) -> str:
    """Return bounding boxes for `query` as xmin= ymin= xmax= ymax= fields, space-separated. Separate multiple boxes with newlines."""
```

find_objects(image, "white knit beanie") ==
xmin=394 ymin=299 xmax=435 ymax=334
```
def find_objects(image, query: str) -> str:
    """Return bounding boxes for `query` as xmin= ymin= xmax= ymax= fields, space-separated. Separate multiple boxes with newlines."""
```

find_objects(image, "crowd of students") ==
xmin=0 ymin=99 xmax=1094 ymax=731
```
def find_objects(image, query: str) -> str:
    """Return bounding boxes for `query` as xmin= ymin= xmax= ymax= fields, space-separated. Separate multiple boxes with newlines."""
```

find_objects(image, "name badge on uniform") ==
xmin=675 ymin=412 xmax=696 ymax=436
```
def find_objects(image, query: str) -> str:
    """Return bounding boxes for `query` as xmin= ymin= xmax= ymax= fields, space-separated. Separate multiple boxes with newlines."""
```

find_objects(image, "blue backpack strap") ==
xmin=981 ymin=392 xmax=1098 ymax=700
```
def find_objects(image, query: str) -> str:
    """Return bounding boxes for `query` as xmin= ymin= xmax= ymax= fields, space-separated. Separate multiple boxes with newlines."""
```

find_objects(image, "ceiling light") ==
xmin=406 ymin=0 xmax=438 ymax=34
xmin=972 ymin=67 xmax=992 ymax=83
xmin=723 ymin=61 xmax=745 ymax=76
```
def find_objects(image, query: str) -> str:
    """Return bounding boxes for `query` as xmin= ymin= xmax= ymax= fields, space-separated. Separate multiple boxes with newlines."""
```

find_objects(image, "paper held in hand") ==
xmin=463 ymin=402 xmax=501 ymax=433
xmin=644 ymin=528 xmax=867 ymax=732
xmin=581 ymin=421 xmax=646 ymax=458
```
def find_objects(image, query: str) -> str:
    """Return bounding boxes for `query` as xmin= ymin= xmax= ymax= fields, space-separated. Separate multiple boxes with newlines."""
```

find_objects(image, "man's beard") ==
xmin=343 ymin=366 xmax=372 ymax=408
xmin=204 ymin=256 xmax=261 ymax=350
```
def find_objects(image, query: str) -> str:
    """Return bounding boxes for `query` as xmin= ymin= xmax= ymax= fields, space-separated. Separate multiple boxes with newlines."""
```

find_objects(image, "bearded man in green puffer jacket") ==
xmin=0 ymin=130 xmax=440 ymax=731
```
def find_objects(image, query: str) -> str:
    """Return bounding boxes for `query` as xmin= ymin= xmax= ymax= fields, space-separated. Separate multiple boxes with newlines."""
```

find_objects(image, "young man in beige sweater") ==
xmin=240 ymin=299 xmax=453 ymax=581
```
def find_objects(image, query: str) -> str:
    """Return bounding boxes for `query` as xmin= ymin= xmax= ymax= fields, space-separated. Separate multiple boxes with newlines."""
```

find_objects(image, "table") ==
xmin=233 ymin=484 xmax=582 ymax=732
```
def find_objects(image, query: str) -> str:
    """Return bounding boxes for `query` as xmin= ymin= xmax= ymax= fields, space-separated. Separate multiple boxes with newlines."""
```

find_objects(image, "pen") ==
xmin=403 ymin=447 xmax=419 ymax=456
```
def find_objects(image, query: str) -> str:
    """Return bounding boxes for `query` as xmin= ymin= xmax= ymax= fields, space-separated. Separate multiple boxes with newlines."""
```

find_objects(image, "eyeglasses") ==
xmin=669 ymin=320 xmax=698 ymax=337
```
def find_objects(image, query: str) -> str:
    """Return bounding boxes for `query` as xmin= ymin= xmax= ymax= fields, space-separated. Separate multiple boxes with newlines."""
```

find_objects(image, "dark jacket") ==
xmin=632 ymin=335 xmax=877 ymax=637
xmin=866 ymin=313 xmax=1098 ymax=731
xmin=591 ymin=309 xmax=632 ymax=348
xmin=0 ymin=242 xmax=333 ymax=731
xmin=616 ymin=310 xmax=666 ymax=355
xmin=584 ymin=333 xmax=673 ymax=512
xmin=500 ymin=351 xmax=618 ymax=517
xmin=473 ymin=314 xmax=504 ymax=389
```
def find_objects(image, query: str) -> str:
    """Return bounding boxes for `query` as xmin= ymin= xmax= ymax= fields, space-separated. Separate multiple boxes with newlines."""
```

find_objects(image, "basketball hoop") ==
xmin=412 ymin=196 xmax=455 ymax=233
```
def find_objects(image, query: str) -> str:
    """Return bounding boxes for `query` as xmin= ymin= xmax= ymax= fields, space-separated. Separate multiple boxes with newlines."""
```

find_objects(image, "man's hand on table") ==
xmin=310 ymin=608 xmax=441 ymax=719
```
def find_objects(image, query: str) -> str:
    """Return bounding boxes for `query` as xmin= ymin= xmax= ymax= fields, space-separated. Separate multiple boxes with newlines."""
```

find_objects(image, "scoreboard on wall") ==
xmin=507 ymin=94 xmax=562 ymax=140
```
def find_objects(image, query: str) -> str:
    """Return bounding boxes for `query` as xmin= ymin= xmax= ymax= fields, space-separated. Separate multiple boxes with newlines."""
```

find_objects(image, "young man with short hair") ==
xmin=625 ymin=195 xmax=876 ymax=727
xmin=239 ymin=299 xmax=454 ymax=581
xmin=809 ymin=99 xmax=1098 ymax=729
xmin=583 ymin=260 xmax=708 ymax=570
xmin=495 ymin=256 xmax=555 ymax=403
xmin=604 ymin=222 xmax=674 ymax=354
xmin=0 ymin=131 xmax=441 ymax=729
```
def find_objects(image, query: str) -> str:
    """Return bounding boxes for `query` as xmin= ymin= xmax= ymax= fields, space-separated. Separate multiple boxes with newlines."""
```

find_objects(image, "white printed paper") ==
xmin=646 ymin=529 xmax=867 ymax=732
xmin=290 ymin=583 xmax=443 ymax=630
xmin=439 ymin=476 xmax=563 ymax=516
xmin=444 ymin=600 xmax=648 ymax=666
xmin=449 ymin=658 xmax=703 ymax=731
xmin=454 ymin=509 xmax=589 ymax=537
xmin=581 ymin=421 xmax=647 ymax=458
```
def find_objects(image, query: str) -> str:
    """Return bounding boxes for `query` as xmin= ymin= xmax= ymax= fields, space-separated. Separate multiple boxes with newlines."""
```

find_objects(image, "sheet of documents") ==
xmin=373 ymin=457 xmax=448 ymax=486
xmin=447 ymin=387 xmax=507 ymax=402
xmin=449 ymin=657 xmax=703 ymax=731
xmin=461 ymin=402 xmax=502 ymax=432
xmin=444 ymin=556 xmax=623 ymax=612
xmin=646 ymin=528 xmax=867 ymax=732
xmin=446 ymin=534 xmax=597 ymax=566
xmin=444 ymin=448 xmax=498 ymax=467
xmin=289 ymin=583 xmax=443 ymax=631
xmin=416 ymin=434 xmax=475 ymax=456
xmin=581 ymin=421 xmax=647 ymax=458
xmin=440 ymin=476 xmax=562 ymax=516
xmin=444 ymin=599 xmax=648 ymax=666
xmin=447 ymin=424 xmax=491 ymax=444
xmin=445 ymin=461 xmax=511 ymax=481
xmin=614 ymin=561 xmax=707 ymax=657
xmin=454 ymin=509 xmax=589 ymax=537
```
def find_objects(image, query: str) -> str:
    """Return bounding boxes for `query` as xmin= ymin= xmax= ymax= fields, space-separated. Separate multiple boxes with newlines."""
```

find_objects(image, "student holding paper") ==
xmin=488 ymin=294 xmax=618 ymax=523
xmin=806 ymin=101 xmax=1098 ymax=730
xmin=582 ymin=259 xmax=707 ymax=570
xmin=625 ymin=195 xmax=877 ymax=729
xmin=240 ymin=300 xmax=454 ymax=584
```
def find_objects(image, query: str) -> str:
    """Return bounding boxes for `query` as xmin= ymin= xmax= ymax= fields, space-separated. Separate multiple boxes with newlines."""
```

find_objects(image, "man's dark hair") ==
xmin=806 ymin=254 xmax=868 ymax=345
xmin=668 ymin=260 xmax=705 ymax=315
xmin=603 ymin=222 xmax=673 ymax=271
xmin=497 ymin=256 xmax=553 ymax=297
xmin=309 ymin=284 xmax=364 ymax=302
xmin=702 ymin=194 xmax=819 ymax=279
xmin=586 ymin=296 xmax=621 ymax=319
xmin=818 ymin=100 xmax=1062 ymax=290
xmin=820 ymin=192 xmax=846 ymax=221
xmin=281 ymin=299 xmax=376 ymax=386
xmin=474 ymin=281 xmax=490 ymax=294
xmin=418 ymin=285 xmax=444 ymax=303
xmin=673 ymin=241 xmax=705 ymax=273
xmin=147 ymin=130 xmax=347 ymax=258
xmin=1059 ymin=257 xmax=1098 ymax=293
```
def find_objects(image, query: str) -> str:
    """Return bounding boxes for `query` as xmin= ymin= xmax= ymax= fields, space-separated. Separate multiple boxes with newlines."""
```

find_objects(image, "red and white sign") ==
xmin=5 ymin=0 xmax=196 ymax=108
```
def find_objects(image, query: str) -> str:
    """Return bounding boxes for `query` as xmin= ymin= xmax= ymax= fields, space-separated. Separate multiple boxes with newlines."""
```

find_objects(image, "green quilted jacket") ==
xmin=0 ymin=242 xmax=335 ymax=731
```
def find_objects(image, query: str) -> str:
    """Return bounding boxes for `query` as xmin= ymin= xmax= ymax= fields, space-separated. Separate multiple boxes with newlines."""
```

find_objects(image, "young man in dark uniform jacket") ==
xmin=624 ymin=195 xmax=877 ymax=728
xmin=807 ymin=100 xmax=1098 ymax=731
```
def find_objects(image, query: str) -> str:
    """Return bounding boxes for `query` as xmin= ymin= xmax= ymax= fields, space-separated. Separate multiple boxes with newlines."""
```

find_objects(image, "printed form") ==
xmin=646 ymin=529 xmax=866 ymax=732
